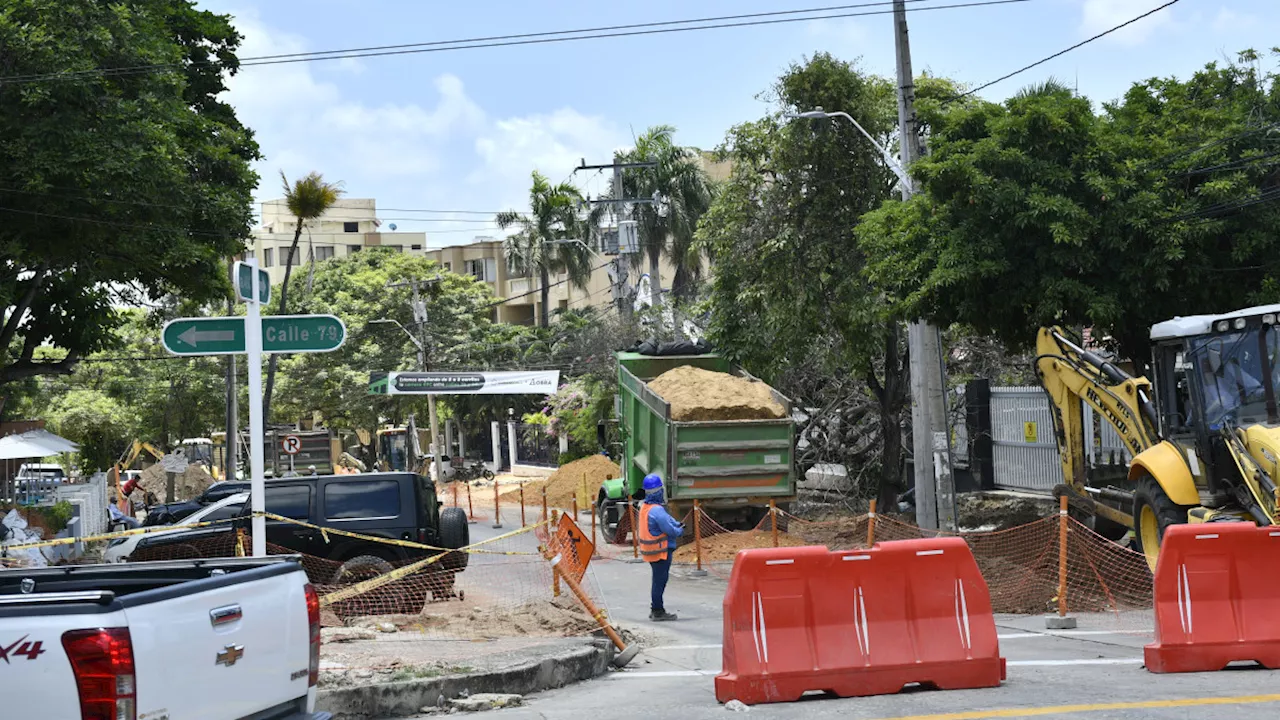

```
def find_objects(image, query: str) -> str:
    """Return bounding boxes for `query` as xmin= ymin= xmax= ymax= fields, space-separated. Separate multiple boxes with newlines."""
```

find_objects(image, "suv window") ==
xmin=265 ymin=485 xmax=311 ymax=519
xmin=202 ymin=502 xmax=245 ymax=522
xmin=324 ymin=480 xmax=400 ymax=520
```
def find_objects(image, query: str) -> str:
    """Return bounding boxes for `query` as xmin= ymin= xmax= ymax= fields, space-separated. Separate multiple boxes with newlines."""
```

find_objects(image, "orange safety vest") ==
xmin=638 ymin=503 xmax=669 ymax=562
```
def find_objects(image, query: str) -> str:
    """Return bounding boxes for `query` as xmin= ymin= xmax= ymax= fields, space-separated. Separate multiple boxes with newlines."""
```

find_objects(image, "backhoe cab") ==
xmin=1038 ymin=304 xmax=1280 ymax=571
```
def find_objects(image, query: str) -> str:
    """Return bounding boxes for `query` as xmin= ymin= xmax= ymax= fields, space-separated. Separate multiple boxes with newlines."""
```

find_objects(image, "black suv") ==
xmin=133 ymin=473 xmax=469 ymax=580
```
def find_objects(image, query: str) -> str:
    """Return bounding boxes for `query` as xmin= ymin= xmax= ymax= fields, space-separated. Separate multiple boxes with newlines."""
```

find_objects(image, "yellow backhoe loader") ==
xmin=1037 ymin=304 xmax=1280 ymax=571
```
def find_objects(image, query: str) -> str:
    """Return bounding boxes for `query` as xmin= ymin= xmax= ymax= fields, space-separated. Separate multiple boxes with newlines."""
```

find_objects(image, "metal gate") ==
xmin=990 ymin=386 xmax=1060 ymax=493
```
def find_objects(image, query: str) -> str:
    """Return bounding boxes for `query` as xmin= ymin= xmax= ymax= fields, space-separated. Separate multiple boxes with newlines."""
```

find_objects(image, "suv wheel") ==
xmin=438 ymin=507 xmax=469 ymax=571
xmin=333 ymin=554 xmax=394 ymax=585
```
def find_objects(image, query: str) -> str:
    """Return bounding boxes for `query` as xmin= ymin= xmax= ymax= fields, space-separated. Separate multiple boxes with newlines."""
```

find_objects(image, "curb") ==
xmin=318 ymin=639 xmax=616 ymax=719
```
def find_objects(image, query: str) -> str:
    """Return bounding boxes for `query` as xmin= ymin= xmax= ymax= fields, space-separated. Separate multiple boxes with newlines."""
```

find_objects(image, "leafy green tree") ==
xmin=861 ymin=53 xmax=1280 ymax=363
xmin=0 ymin=0 xmax=259 ymax=385
xmin=47 ymin=389 xmax=132 ymax=472
xmin=263 ymin=171 xmax=345 ymax=421
xmin=698 ymin=54 xmax=911 ymax=504
xmin=271 ymin=249 xmax=496 ymax=436
xmin=496 ymin=172 xmax=594 ymax=327
xmin=605 ymin=126 xmax=713 ymax=303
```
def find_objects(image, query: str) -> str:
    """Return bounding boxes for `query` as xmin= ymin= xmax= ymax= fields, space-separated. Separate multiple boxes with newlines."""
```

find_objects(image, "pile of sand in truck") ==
xmin=648 ymin=365 xmax=786 ymax=421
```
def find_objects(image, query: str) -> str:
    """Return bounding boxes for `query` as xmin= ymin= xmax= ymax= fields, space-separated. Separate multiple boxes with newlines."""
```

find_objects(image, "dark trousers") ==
xmin=650 ymin=554 xmax=672 ymax=611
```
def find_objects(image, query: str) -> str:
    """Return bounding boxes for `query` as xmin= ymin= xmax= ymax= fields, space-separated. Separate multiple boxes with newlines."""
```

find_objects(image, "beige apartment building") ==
xmin=252 ymin=198 xmax=693 ymax=326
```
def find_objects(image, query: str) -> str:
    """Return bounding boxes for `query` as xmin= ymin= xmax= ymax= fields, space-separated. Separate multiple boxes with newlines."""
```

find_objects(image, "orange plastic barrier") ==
xmin=715 ymin=538 xmax=1006 ymax=705
xmin=1145 ymin=522 xmax=1280 ymax=673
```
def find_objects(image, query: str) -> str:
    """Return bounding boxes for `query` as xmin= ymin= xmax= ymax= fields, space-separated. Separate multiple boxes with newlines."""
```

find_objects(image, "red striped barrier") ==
xmin=715 ymin=537 xmax=1005 ymax=705
xmin=1145 ymin=522 xmax=1280 ymax=673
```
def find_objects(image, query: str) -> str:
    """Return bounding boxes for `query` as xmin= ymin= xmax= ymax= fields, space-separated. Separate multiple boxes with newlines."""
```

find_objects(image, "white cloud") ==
xmin=1211 ymin=7 xmax=1254 ymax=33
xmin=1079 ymin=0 xmax=1175 ymax=45
xmin=221 ymin=9 xmax=629 ymax=240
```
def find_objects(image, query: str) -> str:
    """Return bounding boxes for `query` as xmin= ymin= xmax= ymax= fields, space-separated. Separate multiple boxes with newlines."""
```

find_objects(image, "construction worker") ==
xmin=638 ymin=473 xmax=683 ymax=621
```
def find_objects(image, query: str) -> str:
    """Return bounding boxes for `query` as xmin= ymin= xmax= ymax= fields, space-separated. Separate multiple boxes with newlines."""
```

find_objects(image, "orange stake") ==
xmin=537 ymin=542 xmax=637 ymax=668
xmin=492 ymin=477 xmax=503 ymax=529
xmin=694 ymin=499 xmax=705 ymax=573
xmin=452 ymin=481 xmax=458 ymax=507
xmin=551 ymin=509 xmax=561 ymax=597
xmin=520 ymin=482 xmax=527 ymax=527
xmin=542 ymin=486 xmax=549 ymax=527
xmin=466 ymin=482 xmax=475 ymax=521
xmin=591 ymin=499 xmax=598 ymax=554
xmin=770 ymin=499 xmax=778 ymax=548
xmin=573 ymin=495 xmax=579 ymax=521
xmin=866 ymin=499 xmax=878 ymax=548
xmin=627 ymin=501 xmax=639 ymax=559
xmin=1058 ymin=495 xmax=1069 ymax=618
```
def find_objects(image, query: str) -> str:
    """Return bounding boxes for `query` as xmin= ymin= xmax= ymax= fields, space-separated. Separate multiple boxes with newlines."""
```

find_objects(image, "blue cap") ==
xmin=642 ymin=473 xmax=663 ymax=491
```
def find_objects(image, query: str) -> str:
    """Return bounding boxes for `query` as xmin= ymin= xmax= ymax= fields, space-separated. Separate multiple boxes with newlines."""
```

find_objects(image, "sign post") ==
xmin=282 ymin=434 xmax=301 ymax=476
xmin=245 ymin=259 xmax=267 ymax=558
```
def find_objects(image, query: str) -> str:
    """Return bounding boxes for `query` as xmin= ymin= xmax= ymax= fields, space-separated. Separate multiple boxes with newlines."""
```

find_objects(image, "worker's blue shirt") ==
xmin=644 ymin=496 xmax=684 ymax=550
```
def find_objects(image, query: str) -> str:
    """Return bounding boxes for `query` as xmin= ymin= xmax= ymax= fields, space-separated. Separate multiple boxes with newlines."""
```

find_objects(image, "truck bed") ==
xmin=617 ymin=352 xmax=795 ymax=508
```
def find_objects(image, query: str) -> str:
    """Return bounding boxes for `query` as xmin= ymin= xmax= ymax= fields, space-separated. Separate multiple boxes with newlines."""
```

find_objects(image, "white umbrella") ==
xmin=0 ymin=429 xmax=79 ymax=460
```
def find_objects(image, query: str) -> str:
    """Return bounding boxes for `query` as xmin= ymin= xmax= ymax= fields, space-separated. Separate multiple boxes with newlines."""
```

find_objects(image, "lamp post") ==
xmin=370 ymin=318 xmax=442 ymax=484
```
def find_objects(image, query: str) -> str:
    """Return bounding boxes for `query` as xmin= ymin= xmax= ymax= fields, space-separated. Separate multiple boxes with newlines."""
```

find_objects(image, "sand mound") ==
xmin=137 ymin=463 xmax=216 ymax=501
xmin=504 ymin=454 xmax=621 ymax=509
xmin=648 ymin=366 xmax=785 ymax=421
xmin=672 ymin=529 xmax=807 ymax=563
xmin=381 ymin=597 xmax=598 ymax=639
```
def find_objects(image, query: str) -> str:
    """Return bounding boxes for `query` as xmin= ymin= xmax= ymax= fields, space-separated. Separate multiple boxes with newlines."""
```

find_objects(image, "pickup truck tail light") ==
xmin=305 ymin=583 xmax=320 ymax=687
xmin=62 ymin=627 xmax=136 ymax=720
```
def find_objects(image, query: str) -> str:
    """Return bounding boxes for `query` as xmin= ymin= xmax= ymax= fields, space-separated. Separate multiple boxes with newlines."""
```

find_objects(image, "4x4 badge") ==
xmin=0 ymin=635 xmax=45 ymax=663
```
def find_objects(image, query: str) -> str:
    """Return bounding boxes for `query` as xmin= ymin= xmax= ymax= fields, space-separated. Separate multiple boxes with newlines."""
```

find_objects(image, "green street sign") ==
xmin=163 ymin=318 xmax=246 ymax=355
xmin=162 ymin=315 xmax=346 ymax=356
xmin=262 ymin=314 xmax=346 ymax=353
xmin=233 ymin=261 xmax=271 ymax=304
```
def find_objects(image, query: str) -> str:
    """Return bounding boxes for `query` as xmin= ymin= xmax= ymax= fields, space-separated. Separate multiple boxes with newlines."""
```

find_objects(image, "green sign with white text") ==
xmin=162 ymin=315 xmax=345 ymax=356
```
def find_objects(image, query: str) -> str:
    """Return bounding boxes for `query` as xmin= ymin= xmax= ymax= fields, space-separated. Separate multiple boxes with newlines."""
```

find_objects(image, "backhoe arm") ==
xmin=1035 ymin=327 xmax=1162 ymax=497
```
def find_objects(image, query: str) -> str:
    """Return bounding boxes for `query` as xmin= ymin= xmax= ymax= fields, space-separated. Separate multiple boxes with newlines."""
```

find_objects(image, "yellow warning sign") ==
xmin=1024 ymin=421 xmax=1038 ymax=444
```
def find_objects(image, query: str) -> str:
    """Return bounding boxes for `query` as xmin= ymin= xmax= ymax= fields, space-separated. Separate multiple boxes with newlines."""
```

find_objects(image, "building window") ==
xmin=285 ymin=247 xmax=298 ymax=266
xmin=348 ymin=245 xmax=361 ymax=254
xmin=411 ymin=244 xmax=422 ymax=251
xmin=464 ymin=258 xmax=495 ymax=282
xmin=343 ymin=221 xmax=359 ymax=233
xmin=443 ymin=262 xmax=451 ymax=272
xmin=315 ymin=246 xmax=335 ymax=262
xmin=262 ymin=248 xmax=274 ymax=267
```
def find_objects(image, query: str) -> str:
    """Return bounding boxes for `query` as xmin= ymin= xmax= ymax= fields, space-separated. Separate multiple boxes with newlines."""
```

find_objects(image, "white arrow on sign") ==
xmin=178 ymin=327 xmax=237 ymax=347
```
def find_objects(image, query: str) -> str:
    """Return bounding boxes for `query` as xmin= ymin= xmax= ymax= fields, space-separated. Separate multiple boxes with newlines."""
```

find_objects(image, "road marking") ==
xmin=1005 ymin=658 xmax=1142 ymax=666
xmin=997 ymin=630 xmax=1150 ymax=639
xmin=866 ymin=693 xmax=1280 ymax=720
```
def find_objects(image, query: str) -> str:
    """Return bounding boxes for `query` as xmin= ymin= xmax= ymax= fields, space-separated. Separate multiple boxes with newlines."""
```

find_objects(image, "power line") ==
xmin=946 ymin=0 xmax=1179 ymax=102
xmin=481 ymin=260 xmax=615 ymax=309
xmin=1 ymin=0 xmax=1039 ymax=86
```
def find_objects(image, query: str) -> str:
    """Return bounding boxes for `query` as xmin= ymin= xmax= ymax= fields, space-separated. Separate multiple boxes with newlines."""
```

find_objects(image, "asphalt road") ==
xmin=409 ymin=506 xmax=1280 ymax=720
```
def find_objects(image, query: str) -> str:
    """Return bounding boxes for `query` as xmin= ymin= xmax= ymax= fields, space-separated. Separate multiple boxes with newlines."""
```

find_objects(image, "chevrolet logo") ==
xmin=216 ymin=644 xmax=245 ymax=667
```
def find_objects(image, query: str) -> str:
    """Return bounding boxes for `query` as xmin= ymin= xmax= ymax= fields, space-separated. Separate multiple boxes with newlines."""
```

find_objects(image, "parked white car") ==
xmin=104 ymin=492 xmax=248 ymax=563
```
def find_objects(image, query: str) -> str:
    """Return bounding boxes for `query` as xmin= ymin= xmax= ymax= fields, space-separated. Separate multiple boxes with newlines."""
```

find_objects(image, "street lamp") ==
xmin=785 ymin=106 xmax=914 ymax=192
xmin=369 ymin=318 xmax=443 ymax=483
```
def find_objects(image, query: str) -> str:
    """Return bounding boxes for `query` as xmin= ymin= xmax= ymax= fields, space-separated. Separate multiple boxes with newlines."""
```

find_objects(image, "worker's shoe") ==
xmin=649 ymin=609 xmax=678 ymax=621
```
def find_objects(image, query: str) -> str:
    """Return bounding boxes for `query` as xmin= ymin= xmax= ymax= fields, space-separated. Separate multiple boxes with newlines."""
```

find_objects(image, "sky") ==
xmin=197 ymin=0 xmax=1279 ymax=245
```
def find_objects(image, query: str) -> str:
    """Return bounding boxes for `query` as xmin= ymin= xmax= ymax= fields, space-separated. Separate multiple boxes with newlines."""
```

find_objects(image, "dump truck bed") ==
xmin=617 ymin=352 xmax=795 ymax=505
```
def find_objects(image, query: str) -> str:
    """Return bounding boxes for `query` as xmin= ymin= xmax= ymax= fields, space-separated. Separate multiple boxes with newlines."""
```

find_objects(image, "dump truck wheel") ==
xmin=597 ymin=496 xmax=620 ymax=544
xmin=1133 ymin=475 xmax=1186 ymax=573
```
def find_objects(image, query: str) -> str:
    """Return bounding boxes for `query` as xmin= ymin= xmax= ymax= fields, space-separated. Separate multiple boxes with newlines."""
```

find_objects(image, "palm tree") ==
xmin=263 ymin=170 xmax=344 ymax=421
xmin=607 ymin=126 xmax=713 ymax=306
xmin=496 ymin=171 xmax=593 ymax=327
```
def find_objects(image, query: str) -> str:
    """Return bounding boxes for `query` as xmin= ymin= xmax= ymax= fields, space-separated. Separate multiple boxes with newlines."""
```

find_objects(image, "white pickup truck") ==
xmin=0 ymin=556 xmax=330 ymax=720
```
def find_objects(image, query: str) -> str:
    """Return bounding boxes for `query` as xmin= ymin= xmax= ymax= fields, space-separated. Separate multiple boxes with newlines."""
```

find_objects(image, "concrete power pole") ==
xmin=225 ymin=259 xmax=238 ymax=482
xmin=576 ymin=158 xmax=657 ymax=317
xmin=894 ymin=0 xmax=956 ymax=531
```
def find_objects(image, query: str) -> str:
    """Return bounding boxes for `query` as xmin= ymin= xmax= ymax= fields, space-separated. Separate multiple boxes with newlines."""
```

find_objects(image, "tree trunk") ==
xmin=648 ymin=249 xmax=661 ymax=307
xmin=263 ymin=219 xmax=304 ymax=423
xmin=671 ymin=263 xmax=695 ymax=302
xmin=876 ymin=323 xmax=907 ymax=509
xmin=539 ymin=264 xmax=551 ymax=327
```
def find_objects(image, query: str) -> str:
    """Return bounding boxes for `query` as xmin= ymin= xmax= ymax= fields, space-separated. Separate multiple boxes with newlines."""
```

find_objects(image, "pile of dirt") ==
xmin=399 ymin=597 xmax=598 ymax=639
xmin=503 ymin=455 xmax=621 ymax=509
xmin=136 ymin=463 xmax=216 ymax=501
xmin=673 ymin=529 xmax=807 ymax=563
xmin=790 ymin=517 xmax=869 ymax=549
xmin=648 ymin=366 xmax=786 ymax=422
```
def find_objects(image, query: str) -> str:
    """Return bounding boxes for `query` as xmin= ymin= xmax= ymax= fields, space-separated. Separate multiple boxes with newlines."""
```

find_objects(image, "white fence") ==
xmin=989 ymin=386 xmax=1131 ymax=494
xmin=54 ymin=473 xmax=109 ymax=538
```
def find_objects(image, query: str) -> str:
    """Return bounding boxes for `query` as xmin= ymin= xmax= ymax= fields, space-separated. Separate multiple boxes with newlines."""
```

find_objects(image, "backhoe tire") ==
xmin=1133 ymin=475 xmax=1188 ymax=573
xmin=438 ymin=507 xmax=469 ymax=571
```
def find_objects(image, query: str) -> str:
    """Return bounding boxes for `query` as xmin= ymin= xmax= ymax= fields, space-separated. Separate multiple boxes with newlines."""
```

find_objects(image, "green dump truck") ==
xmin=598 ymin=351 xmax=797 ymax=542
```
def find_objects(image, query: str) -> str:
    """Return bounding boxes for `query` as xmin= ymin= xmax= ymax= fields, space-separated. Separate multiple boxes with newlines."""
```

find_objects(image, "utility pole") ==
xmin=388 ymin=277 xmax=444 ymax=484
xmin=224 ymin=264 xmax=238 ymax=482
xmin=895 ymin=0 xmax=955 ymax=531
xmin=575 ymin=159 xmax=657 ymax=316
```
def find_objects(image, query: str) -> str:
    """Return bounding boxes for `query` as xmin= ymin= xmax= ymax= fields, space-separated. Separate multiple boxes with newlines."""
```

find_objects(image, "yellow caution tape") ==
xmin=318 ymin=520 xmax=551 ymax=606
xmin=258 ymin=512 xmax=537 ymax=556
xmin=0 ymin=515 xmax=244 ymax=553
